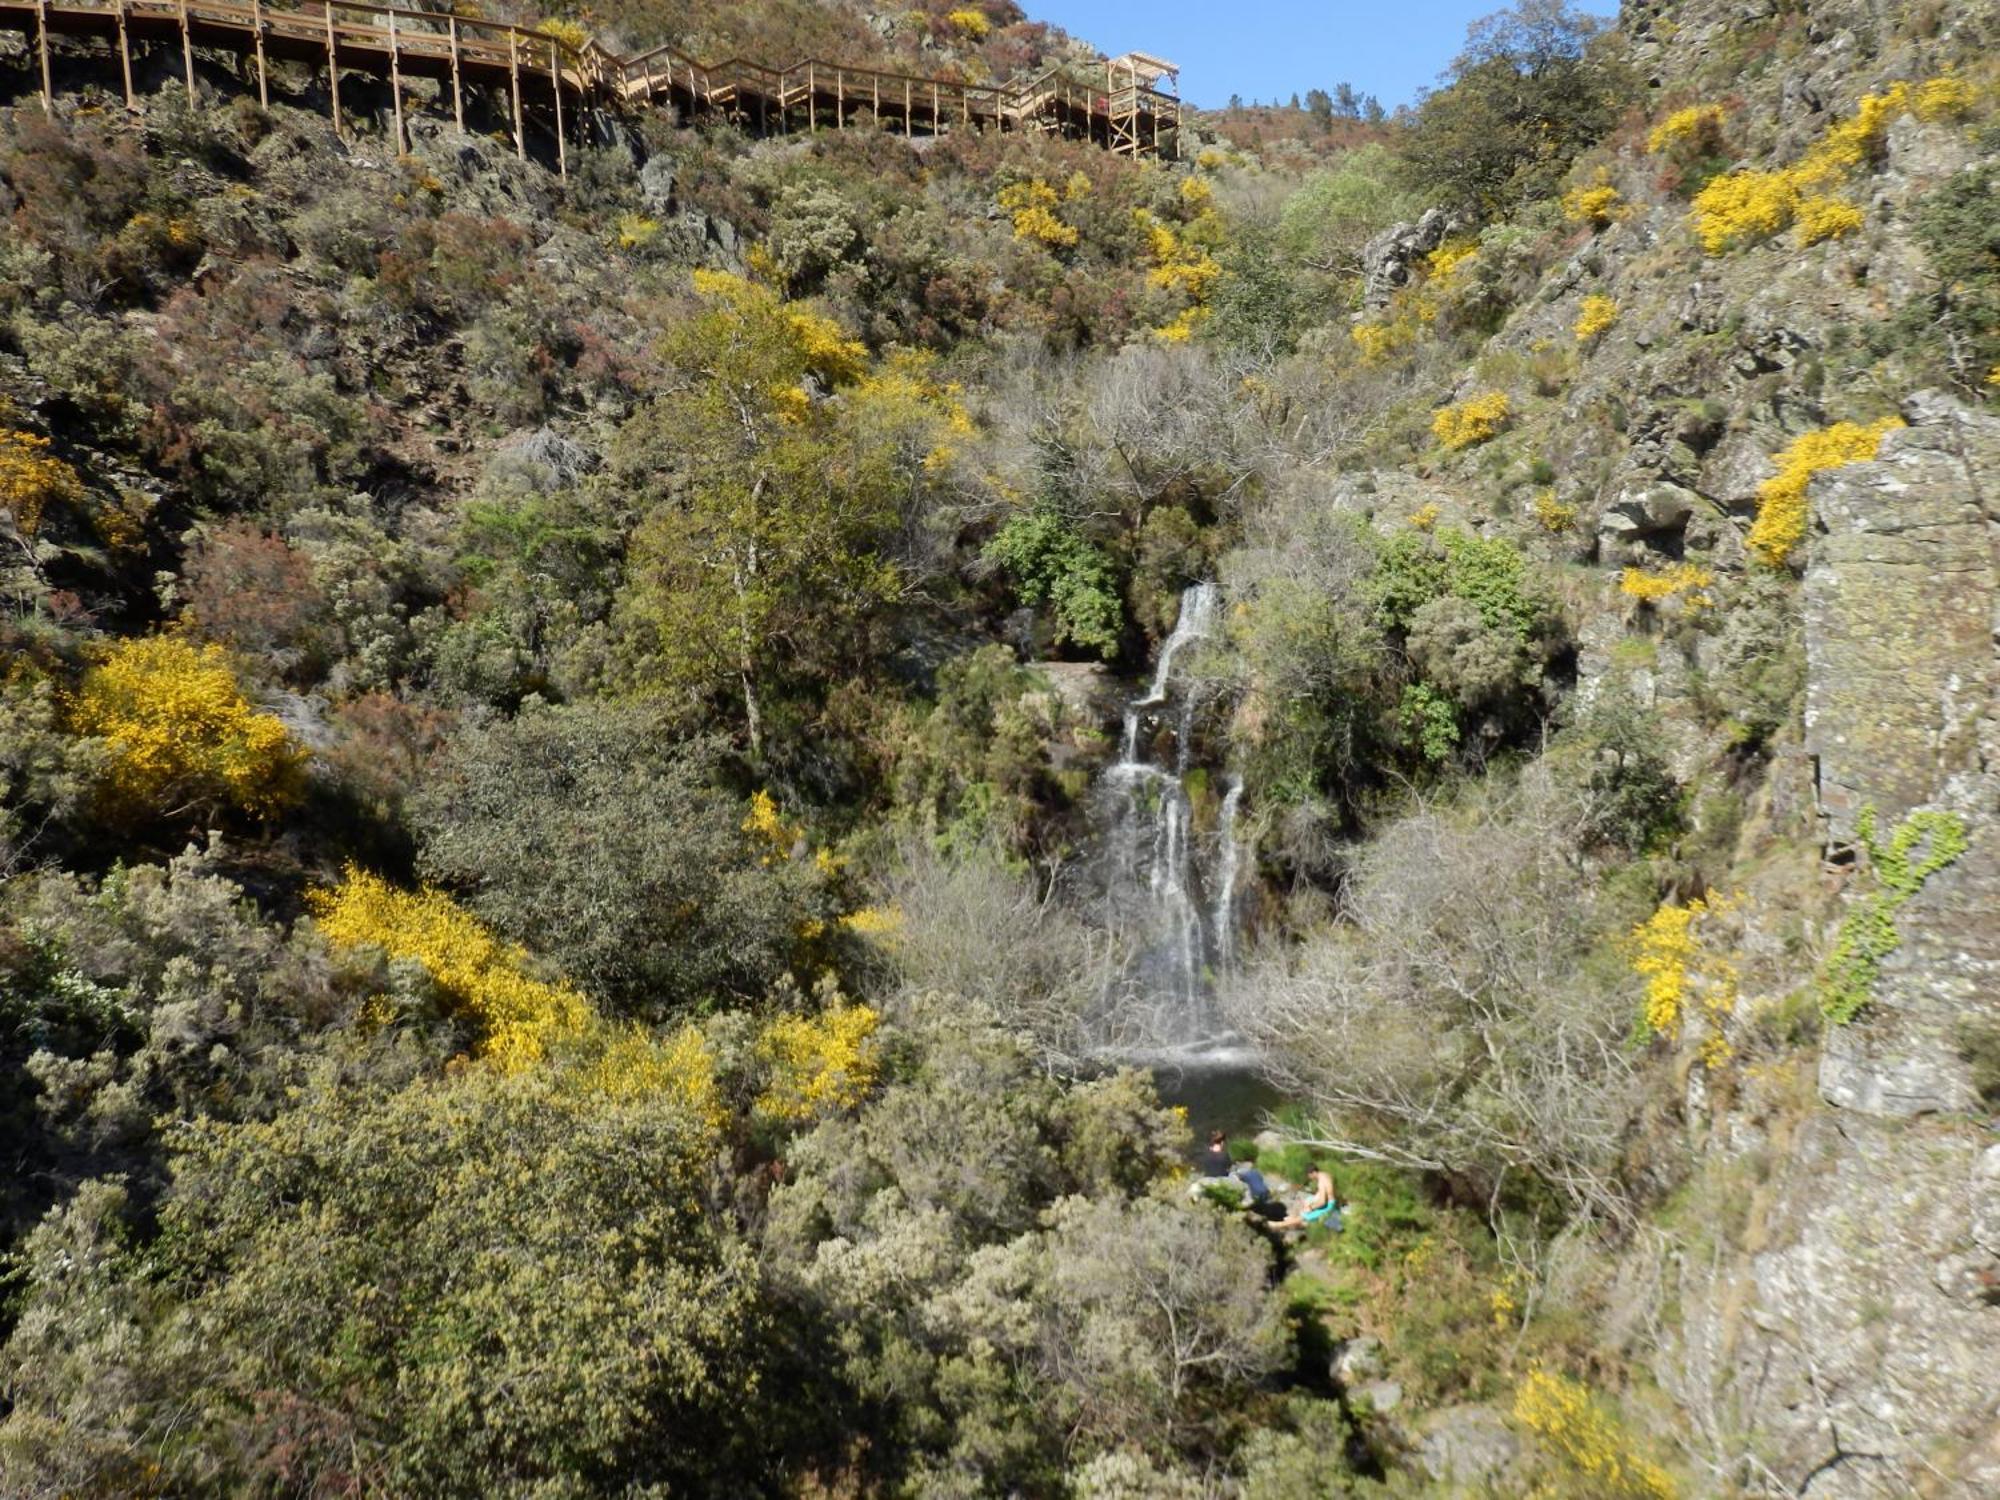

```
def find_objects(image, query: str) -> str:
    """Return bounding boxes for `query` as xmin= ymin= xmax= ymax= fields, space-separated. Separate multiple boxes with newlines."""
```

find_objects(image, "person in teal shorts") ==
xmin=1278 ymin=1168 xmax=1344 ymax=1232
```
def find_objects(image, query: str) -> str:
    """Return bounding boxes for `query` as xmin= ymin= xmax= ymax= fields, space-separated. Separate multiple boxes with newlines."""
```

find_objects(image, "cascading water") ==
xmin=1095 ymin=583 xmax=1252 ymax=1058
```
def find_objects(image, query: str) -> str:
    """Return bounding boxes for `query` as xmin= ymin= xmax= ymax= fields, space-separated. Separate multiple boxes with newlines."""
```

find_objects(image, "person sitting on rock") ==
xmin=1277 ymin=1167 xmax=1343 ymax=1232
xmin=1198 ymin=1129 xmax=1233 ymax=1177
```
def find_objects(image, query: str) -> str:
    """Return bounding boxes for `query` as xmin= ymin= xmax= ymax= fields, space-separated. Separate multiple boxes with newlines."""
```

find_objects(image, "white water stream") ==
xmin=1096 ymin=583 xmax=1251 ymax=1057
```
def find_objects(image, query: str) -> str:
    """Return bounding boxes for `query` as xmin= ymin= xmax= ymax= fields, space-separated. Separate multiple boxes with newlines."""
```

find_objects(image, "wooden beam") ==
xmin=180 ymin=0 xmax=196 ymax=107
xmin=509 ymin=29 xmax=524 ymax=160
xmin=116 ymin=0 xmax=135 ymax=112
xmin=324 ymin=2 xmax=340 ymax=139
xmin=449 ymin=16 xmax=463 ymax=131
xmin=836 ymin=70 xmax=843 ymax=130
xmin=807 ymin=63 xmax=815 ymax=132
xmin=388 ymin=10 xmax=404 ymax=153
xmin=34 ymin=0 xmax=50 ymax=113
xmin=251 ymin=0 xmax=267 ymax=110
xmin=904 ymin=78 xmax=910 ymax=136
xmin=549 ymin=39 xmax=565 ymax=179
xmin=931 ymin=81 xmax=939 ymax=136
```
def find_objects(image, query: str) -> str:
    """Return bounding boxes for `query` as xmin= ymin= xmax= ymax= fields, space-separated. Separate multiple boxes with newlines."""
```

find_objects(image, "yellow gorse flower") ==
xmin=754 ymin=1004 xmax=881 ymax=1122
xmin=1432 ymin=391 xmax=1511 ymax=450
xmin=0 ymin=425 xmax=84 ymax=538
xmin=1631 ymin=892 xmax=1739 ymax=1068
xmin=310 ymin=867 xmax=590 ymax=1071
xmin=1514 ymin=1368 xmax=1676 ymax=1499
xmin=71 ymin=637 xmax=304 ymax=819
xmin=1747 ymin=417 xmax=1902 ymax=566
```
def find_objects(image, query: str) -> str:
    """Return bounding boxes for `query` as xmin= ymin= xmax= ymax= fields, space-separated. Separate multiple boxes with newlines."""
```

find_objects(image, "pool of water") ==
xmin=1148 ymin=1055 xmax=1286 ymax=1161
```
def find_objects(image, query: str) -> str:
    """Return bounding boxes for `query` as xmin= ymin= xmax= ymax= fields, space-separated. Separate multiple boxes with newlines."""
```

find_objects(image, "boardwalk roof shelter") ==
xmin=1105 ymin=52 xmax=1178 ymax=157
xmin=1 ymin=0 xmax=1184 ymax=172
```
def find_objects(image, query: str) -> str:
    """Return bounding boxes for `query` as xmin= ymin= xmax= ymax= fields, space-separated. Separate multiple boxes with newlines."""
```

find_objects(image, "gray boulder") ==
xmin=1360 ymin=208 xmax=1451 ymax=310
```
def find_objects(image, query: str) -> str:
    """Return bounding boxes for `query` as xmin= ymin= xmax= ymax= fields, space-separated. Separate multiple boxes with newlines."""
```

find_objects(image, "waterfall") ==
xmin=1095 ymin=583 xmax=1250 ymax=1057
xmin=1213 ymin=776 xmax=1244 ymax=973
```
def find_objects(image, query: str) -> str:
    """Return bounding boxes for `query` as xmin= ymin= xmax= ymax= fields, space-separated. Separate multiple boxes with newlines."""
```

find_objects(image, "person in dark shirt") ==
xmin=1199 ymin=1129 xmax=1233 ymax=1177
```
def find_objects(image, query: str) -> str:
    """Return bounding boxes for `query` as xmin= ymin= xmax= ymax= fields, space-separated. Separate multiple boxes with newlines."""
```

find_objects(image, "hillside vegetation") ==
xmin=2 ymin=0 xmax=1998 ymax=1495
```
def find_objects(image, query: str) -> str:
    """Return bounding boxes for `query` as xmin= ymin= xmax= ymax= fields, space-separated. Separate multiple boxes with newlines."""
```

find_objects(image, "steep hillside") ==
xmin=1 ymin=0 xmax=1997 ymax=1495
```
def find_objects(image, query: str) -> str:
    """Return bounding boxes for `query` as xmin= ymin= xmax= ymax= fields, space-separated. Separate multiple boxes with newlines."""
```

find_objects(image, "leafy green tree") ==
xmin=411 ymin=701 xmax=826 ymax=1018
xmin=613 ymin=273 xmax=942 ymax=758
xmin=1 ymin=1064 xmax=767 ymax=1499
xmin=1400 ymin=0 xmax=1623 ymax=216
xmin=984 ymin=506 xmax=1124 ymax=657
xmin=1278 ymin=145 xmax=1424 ymax=284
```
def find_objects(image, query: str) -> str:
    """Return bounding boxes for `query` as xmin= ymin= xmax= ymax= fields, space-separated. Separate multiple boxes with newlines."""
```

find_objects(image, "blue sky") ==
xmin=1023 ymin=1 xmax=1616 ymax=111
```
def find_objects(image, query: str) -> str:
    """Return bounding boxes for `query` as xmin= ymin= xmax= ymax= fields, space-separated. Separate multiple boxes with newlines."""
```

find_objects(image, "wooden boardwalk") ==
xmin=0 ymin=0 xmax=1181 ymax=173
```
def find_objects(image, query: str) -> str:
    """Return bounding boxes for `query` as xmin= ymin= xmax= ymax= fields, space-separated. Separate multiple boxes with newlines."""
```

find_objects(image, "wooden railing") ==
xmin=2 ymin=0 xmax=1182 ymax=174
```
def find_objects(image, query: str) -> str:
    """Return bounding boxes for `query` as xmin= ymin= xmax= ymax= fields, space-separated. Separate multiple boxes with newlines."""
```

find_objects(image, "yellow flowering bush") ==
xmin=689 ymin=269 xmax=867 ymax=385
xmin=0 ymin=425 xmax=84 ymax=538
xmin=754 ymin=1004 xmax=881 ymax=1123
xmin=1136 ymin=190 xmax=1225 ymax=342
xmin=743 ymin=788 xmax=804 ymax=864
xmin=1647 ymin=103 xmax=1726 ymax=157
xmin=1573 ymin=294 xmax=1621 ymax=341
xmin=311 ymin=867 xmax=591 ymax=1071
xmin=1631 ymin=892 xmax=1738 ymax=1067
xmin=1747 ymin=417 xmax=1902 ymax=566
xmin=998 ymin=176 xmax=1085 ymax=247
xmin=1407 ymin=501 xmax=1441 ymax=531
xmin=1692 ymin=83 xmax=1922 ymax=252
xmin=1350 ymin=318 xmax=1413 ymax=363
xmin=576 ymin=1023 xmax=725 ymax=1130
xmin=1432 ymin=391 xmax=1511 ymax=450
xmin=615 ymin=212 xmax=662 ymax=250
xmin=71 ymin=637 xmax=304 ymax=820
xmin=1914 ymin=74 xmax=1976 ymax=122
xmin=1513 ymin=1368 xmax=1676 ymax=1499
xmin=1532 ymin=489 xmax=1578 ymax=532
xmin=1619 ymin=561 xmax=1713 ymax=607
xmin=533 ymin=18 xmax=589 ymax=51
xmin=946 ymin=7 xmax=991 ymax=39
xmin=1562 ymin=182 xmax=1624 ymax=228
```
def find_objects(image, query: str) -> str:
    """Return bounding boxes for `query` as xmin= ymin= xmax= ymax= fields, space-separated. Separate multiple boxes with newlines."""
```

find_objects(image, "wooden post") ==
xmin=509 ymin=30 xmax=524 ymax=160
xmin=931 ymin=81 xmax=939 ymax=137
xmin=116 ymin=0 xmax=136 ymax=112
xmin=549 ymin=39 xmax=565 ymax=179
xmin=872 ymin=75 xmax=879 ymax=127
xmin=33 ymin=0 xmax=50 ymax=113
xmin=903 ymin=78 xmax=911 ymax=136
xmin=180 ymin=0 xmax=196 ymax=106
xmin=449 ymin=16 xmax=463 ymax=130
xmin=324 ymin=3 xmax=341 ymax=139
xmin=836 ymin=70 xmax=844 ymax=130
xmin=388 ymin=10 xmax=404 ymax=152
xmin=807 ymin=64 xmax=815 ymax=132
xmin=251 ymin=0 xmax=268 ymax=109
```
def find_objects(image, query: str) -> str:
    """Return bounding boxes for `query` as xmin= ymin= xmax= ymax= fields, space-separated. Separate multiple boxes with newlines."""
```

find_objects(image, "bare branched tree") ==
xmin=1222 ymin=764 xmax=1649 ymax=1224
xmin=883 ymin=839 xmax=1127 ymax=1076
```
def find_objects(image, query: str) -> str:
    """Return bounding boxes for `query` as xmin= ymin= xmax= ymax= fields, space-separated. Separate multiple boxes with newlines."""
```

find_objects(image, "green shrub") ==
xmin=984 ymin=507 xmax=1125 ymax=656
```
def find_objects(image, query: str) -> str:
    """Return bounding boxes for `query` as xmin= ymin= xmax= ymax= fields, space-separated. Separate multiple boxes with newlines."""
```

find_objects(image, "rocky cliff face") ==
xmin=1381 ymin=1 xmax=2000 ymax=1485
xmin=1658 ymin=396 xmax=1999 ymax=1499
